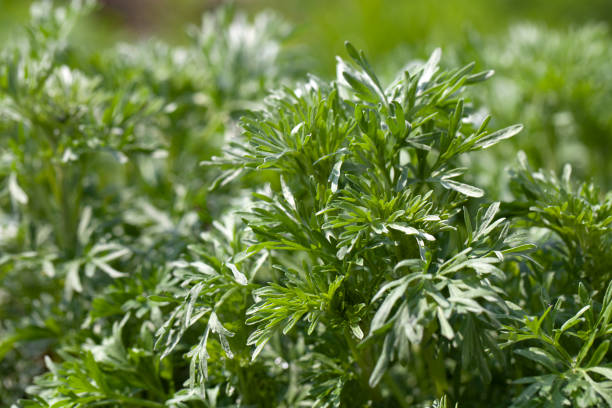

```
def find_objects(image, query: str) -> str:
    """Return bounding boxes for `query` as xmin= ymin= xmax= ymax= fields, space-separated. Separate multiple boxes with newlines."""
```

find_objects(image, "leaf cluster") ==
xmin=1 ymin=2 xmax=611 ymax=408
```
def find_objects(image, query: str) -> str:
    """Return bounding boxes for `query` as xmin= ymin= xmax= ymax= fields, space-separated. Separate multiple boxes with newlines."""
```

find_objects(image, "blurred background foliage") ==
xmin=3 ymin=0 xmax=611 ymax=191
xmin=3 ymin=0 xmax=612 ymax=72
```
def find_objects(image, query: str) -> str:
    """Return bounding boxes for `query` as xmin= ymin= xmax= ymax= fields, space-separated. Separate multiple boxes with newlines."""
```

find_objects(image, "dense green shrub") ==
xmin=0 ymin=1 xmax=293 ymax=405
xmin=1 ymin=2 xmax=611 ymax=408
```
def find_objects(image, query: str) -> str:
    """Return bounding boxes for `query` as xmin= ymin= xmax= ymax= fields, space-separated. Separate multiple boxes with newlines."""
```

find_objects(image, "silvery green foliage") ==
xmin=2 ymin=2 xmax=612 ymax=408
xmin=508 ymin=152 xmax=612 ymax=290
xmin=0 ymin=1 xmax=293 ymax=406
xmin=502 ymin=281 xmax=612 ymax=407
xmin=463 ymin=24 xmax=612 ymax=192
xmin=197 ymin=40 xmax=612 ymax=406
xmin=91 ymin=4 xmax=298 ymax=219
xmin=201 ymin=41 xmax=527 ymax=406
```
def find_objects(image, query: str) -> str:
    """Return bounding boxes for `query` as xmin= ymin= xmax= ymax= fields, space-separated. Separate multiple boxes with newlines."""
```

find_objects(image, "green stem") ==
xmin=344 ymin=329 xmax=383 ymax=403
xmin=452 ymin=353 xmax=462 ymax=402
xmin=112 ymin=395 xmax=165 ymax=408
xmin=344 ymin=329 xmax=368 ymax=376
xmin=384 ymin=373 xmax=410 ymax=408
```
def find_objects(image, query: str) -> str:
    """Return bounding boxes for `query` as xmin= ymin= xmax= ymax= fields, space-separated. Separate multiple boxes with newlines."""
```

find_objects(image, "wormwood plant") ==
xmin=2 ymin=2 xmax=612 ymax=408
xmin=169 ymin=42 xmax=611 ymax=407
xmin=0 ymin=1 xmax=293 ymax=405
xmin=160 ymin=43 xmax=518 ymax=406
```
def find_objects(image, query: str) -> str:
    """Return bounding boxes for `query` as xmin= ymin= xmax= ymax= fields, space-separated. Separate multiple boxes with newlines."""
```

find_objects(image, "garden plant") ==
xmin=1 ymin=1 xmax=611 ymax=407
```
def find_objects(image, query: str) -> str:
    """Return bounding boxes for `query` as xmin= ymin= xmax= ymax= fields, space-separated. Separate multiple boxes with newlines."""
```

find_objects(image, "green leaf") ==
xmin=474 ymin=124 xmax=523 ymax=149
xmin=559 ymin=305 xmax=590 ymax=333
xmin=586 ymin=341 xmax=610 ymax=368
xmin=440 ymin=179 xmax=484 ymax=197
xmin=226 ymin=262 xmax=248 ymax=285
xmin=329 ymin=159 xmax=343 ymax=193
xmin=370 ymin=280 xmax=408 ymax=334
xmin=8 ymin=172 xmax=28 ymax=204
xmin=515 ymin=347 xmax=559 ymax=373
xmin=588 ymin=366 xmax=612 ymax=381
xmin=369 ymin=333 xmax=393 ymax=387
xmin=465 ymin=69 xmax=495 ymax=84
xmin=437 ymin=307 xmax=455 ymax=340
xmin=342 ymin=71 xmax=379 ymax=104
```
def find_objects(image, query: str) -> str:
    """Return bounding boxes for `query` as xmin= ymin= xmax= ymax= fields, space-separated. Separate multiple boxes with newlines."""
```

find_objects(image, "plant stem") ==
xmin=113 ymin=395 xmax=165 ymax=408
xmin=344 ymin=329 xmax=383 ymax=403
xmin=452 ymin=353 xmax=462 ymax=402
xmin=384 ymin=373 xmax=410 ymax=408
